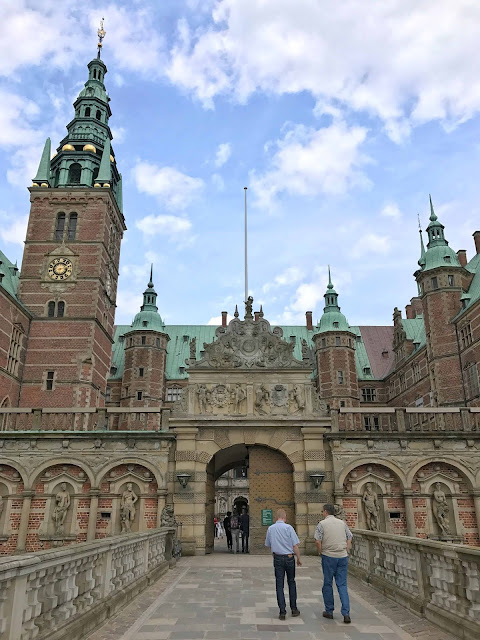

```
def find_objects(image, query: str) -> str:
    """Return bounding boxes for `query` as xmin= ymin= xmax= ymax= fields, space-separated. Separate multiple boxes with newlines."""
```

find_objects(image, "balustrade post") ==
xmin=87 ymin=489 xmax=100 ymax=541
xmin=395 ymin=408 xmax=406 ymax=432
xmin=460 ymin=408 xmax=471 ymax=431
xmin=16 ymin=490 xmax=34 ymax=553
xmin=156 ymin=489 xmax=167 ymax=528
xmin=32 ymin=408 xmax=42 ymax=430
xmin=97 ymin=408 xmax=107 ymax=430
xmin=5 ymin=574 xmax=28 ymax=640
xmin=403 ymin=490 xmax=417 ymax=537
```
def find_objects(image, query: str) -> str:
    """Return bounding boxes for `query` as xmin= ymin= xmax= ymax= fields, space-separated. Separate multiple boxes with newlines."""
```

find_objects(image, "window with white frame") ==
xmin=337 ymin=370 xmax=344 ymax=384
xmin=167 ymin=387 xmax=182 ymax=402
xmin=460 ymin=324 xmax=473 ymax=348
xmin=361 ymin=388 xmax=376 ymax=402
xmin=465 ymin=363 xmax=479 ymax=399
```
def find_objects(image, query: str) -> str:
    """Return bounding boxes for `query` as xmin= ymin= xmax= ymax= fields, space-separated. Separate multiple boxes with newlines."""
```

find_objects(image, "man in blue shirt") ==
xmin=265 ymin=508 xmax=302 ymax=621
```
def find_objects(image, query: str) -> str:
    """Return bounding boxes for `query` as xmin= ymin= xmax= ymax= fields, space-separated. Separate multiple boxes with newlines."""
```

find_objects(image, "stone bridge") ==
xmin=1 ymin=528 xmax=478 ymax=640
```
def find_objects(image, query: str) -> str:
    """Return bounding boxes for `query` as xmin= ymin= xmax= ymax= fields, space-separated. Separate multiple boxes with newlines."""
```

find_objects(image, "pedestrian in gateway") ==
xmin=264 ymin=508 xmax=302 ymax=621
xmin=314 ymin=503 xmax=353 ymax=624
xmin=224 ymin=511 xmax=233 ymax=553
xmin=230 ymin=507 xmax=241 ymax=553
xmin=240 ymin=506 xmax=250 ymax=553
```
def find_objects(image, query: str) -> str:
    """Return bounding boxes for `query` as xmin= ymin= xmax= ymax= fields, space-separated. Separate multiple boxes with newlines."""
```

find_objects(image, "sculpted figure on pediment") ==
xmin=190 ymin=300 xmax=310 ymax=370
xmin=362 ymin=483 xmax=379 ymax=531
xmin=291 ymin=384 xmax=305 ymax=413
xmin=231 ymin=384 xmax=246 ymax=414
xmin=432 ymin=482 xmax=450 ymax=536
xmin=197 ymin=385 xmax=208 ymax=414
xmin=255 ymin=384 xmax=270 ymax=415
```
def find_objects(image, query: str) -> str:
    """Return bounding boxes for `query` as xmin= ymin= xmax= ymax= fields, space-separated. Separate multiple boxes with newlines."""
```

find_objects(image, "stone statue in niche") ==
xmin=334 ymin=503 xmax=346 ymax=521
xmin=231 ymin=384 xmax=246 ymax=414
xmin=254 ymin=384 xmax=270 ymax=414
xmin=362 ymin=483 xmax=379 ymax=531
xmin=219 ymin=496 xmax=227 ymax=513
xmin=291 ymin=384 xmax=305 ymax=413
xmin=161 ymin=504 xmax=176 ymax=528
xmin=196 ymin=384 xmax=208 ymax=414
xmin=52 ymin=483 xmax=71 ymax=534
xmin=120 ymin=483 xmax=138 ymax=533
xmin=432 ymin=482 xmax=450 ymax=536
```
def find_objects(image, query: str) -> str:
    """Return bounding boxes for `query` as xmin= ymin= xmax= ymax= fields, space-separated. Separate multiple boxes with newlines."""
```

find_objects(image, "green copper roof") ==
xmin=402 ymin=317 xmax=426 ymax=349
xmin=33 ymin=138 xmax=51 ymax=184
xmin=0 ymin=250 xmax=20 ymax=300
xmin=453 ymin=250 xmax=480 ymax=320
xmin=97 ymin=137 xmax=111 ymax=183
xmin=129 ymin=270 xmax=165 ymax=332
xmin=418 ymin=197 xmax=462 ymax=272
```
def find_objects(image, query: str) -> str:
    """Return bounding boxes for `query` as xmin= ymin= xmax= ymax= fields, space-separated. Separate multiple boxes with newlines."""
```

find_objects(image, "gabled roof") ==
xmin=0 ymin=250 xmax=21 ymax=302
xmin=453 ymin=250 xmax=480 ymax=320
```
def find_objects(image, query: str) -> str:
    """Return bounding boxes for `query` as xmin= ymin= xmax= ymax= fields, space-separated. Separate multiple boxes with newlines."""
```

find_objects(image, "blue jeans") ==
xmin=273 ymin=555 xmax=297 ymax=613
xmin=321 ymin=555 xmax=350 ymax=616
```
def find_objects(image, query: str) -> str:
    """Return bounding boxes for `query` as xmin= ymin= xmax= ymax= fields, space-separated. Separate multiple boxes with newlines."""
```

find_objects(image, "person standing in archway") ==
xmin=223 ymin=511 xmax=233 ymax=553
xmin=230 ymin=507 xmax=241 ymax=553
xmin=265 ymin=508 xmax=302 ymax=621
xmin=240 ymin=506 xmax=250 ymax=553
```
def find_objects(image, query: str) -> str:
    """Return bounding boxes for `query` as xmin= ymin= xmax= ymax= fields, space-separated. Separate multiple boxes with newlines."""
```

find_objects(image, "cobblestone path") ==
xmin=87 ymin=548 xmax=457 ymax=640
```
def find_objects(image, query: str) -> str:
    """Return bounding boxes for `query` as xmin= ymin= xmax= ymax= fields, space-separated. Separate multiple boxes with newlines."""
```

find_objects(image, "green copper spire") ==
xmin=418 ymin=215 xmax=426 ymax=268
xmin=131 ymin=268 xmax=165 ymax=331
xmin=316 ymin=267 xmax=350 ymax=332
xmin=33 ymin=138 xmax=51 ymax=185
xmin=421 ymin=196 xmax=461 ymax=271
xmin=97 ymin=137 xmax=111 ymax=184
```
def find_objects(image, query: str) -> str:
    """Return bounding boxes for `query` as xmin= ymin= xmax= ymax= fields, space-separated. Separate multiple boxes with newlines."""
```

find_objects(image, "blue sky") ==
xmin=1 ymin=0 xmax=480 ymax=327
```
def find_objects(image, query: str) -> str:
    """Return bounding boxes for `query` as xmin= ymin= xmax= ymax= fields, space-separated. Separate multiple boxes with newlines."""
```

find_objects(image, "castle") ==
xmin=0 ymin=42 xmax=479 ymax=556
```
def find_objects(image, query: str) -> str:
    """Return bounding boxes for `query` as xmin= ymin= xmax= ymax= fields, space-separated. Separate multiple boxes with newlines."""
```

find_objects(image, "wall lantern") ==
xmin=309 ymin=473 xmax=325 ymax=489
xmin=176 ymin=472 xmax=191 ymax=489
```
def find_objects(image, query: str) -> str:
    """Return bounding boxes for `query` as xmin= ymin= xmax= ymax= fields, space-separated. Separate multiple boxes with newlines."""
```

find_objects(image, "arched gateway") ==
xmin=170 ymin=306 xmax=331 ymax=555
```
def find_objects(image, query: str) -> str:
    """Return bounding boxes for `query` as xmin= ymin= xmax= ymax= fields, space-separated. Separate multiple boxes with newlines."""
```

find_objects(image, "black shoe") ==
xmin=279 ymin=613 xmax=286 ymax=621
xmin=343 ymin=615 xmax=351 ymax=624
xmin=322 ymin=612 xmax=333 ymax=619
xmin=291 ymin=609 xmax=300 ymax=617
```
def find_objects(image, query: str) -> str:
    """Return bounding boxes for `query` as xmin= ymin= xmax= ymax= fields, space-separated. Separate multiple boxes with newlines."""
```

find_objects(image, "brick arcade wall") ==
xmin=248 ymin=446 xmax=295 ymax=554
xmin=0 ymin=289 xmax=30 ymax=410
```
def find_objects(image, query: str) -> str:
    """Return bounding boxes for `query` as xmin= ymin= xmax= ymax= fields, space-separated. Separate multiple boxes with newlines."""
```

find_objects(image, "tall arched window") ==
xmin=57 ymin=301 xmax=65 ymax=317
xmin=85 ymin=107 xmax=91 ymax=117
xmin=67 ymin=213 xmax=77 ymax=240
xmin=95 ymin=110 xmax=102 ymax=121
xmin=68 ymin=163 xmax=81 ymax=184
xmin=55 ymin=213 xmax=66 ymax=242
xmin=47 ymin=301 xmax=55 ymax=317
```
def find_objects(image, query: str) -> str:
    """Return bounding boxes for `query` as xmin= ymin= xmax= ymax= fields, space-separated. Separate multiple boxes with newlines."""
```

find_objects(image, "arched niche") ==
xmin=0 ymin=464 xmax=24 ymax=551
xmin=343 ymin=463 xmax=406 ymax=534
xmin=98 ymin=464 xmax=158 ymax=537
xmin=48 ymin=481 xmax=75 ymax=538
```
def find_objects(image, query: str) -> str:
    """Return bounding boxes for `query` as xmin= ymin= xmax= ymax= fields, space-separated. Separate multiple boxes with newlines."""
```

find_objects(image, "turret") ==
xmin=121 ymin=268 xmax=170 ymax=427
xmin=312 ymin=268 xmax=359 ymax=428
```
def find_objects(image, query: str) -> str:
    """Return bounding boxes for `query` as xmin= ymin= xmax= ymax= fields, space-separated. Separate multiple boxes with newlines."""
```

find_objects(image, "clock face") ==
xmin=48 ymin=257 xmax=73 ymax=281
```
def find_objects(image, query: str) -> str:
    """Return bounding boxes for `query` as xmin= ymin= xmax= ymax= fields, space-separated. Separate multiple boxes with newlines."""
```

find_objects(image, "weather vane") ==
xmin=97 ymin=18 xmax=106 ymax=57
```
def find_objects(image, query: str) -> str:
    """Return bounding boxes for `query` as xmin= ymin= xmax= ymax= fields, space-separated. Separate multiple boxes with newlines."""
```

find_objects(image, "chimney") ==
xmin=221 ymin=311 xmax=227 ymax=327
xmin=457 ymin=249 xmax=467 ymax=267
xmin=473 ymin=231 xmax=480 ymax=255
xmin=405 ymin=304 xmax=414 ymax=319
xmin=305 ymin=311 xmax=313 ymax=331
xmin=254 ymin=311 xmax=260 ymax=321
xmin=410 ymin=297 xmax=423 ymax=317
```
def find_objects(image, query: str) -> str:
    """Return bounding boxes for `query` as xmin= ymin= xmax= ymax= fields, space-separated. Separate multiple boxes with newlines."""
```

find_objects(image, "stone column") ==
xmin=156 ymin=489 xmax=167 ymax=527
xmin=403 ymin=490 xmax=416 ymax=537
xmin=16 ymin=490 xmax=35 ymax=552
xmin=87 ymin=489 xmax=100 ymax=541
xmin=473 ymin=490 xmax=480 ymax=540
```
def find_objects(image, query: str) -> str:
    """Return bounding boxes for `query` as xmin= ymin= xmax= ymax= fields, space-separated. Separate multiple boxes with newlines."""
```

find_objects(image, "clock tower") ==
xmin=17 ymin=24 xmax=126 ymax=408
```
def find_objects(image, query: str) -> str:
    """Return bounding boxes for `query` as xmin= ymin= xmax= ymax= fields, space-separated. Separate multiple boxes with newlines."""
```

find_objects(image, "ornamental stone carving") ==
xmin=120 ymin=483 xmax=138 ymax=533
xmin=190 ymin=312 xmax=309 ymax=370
xmin=362 ymin=483 xmax=379 ymax=531
xmin=432 ymin=482 xmax=450 ymax=536
xmin=52 ymin=483 xmax=71 ymax=534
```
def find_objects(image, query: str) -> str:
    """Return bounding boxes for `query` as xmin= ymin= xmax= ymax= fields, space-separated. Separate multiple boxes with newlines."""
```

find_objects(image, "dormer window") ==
xmin=363 ymin=367 xmax=371 ymax=376
xmin=109 ymin=365 xmax=117 ymax=376
xmin=333 ymin=322 xmax=339 ymax=329
xmin=290 ymin=335 xmax=296 ymax=343
xmin=183 ymin=335 xmax=189 ymax=342
xmin=142 ymin=321 xmax=148 ymax=327
xmin=444 ymin=256 xmax=451 ymax=263
xmin=119 ymin=335 xmax=125 ymax=343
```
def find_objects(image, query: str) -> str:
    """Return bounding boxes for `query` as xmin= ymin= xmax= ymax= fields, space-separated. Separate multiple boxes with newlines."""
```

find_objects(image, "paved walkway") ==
xmin=87 ymin=539 xmax=457 ymax=640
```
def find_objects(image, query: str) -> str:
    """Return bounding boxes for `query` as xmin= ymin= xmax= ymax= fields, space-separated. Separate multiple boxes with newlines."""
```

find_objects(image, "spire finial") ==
xmin=418 ymin=215 xmax=426 ymax=267
xmin=234 ymin=304 xmax=239 ymax=318
xmin=327 ymin=265 xmax=333 ymax=289
xmin=259 ymin=304 xmax=264 ymax=318
xmin=429 ymin=194 xmax=437 ymax=221
xmin=97 ymin=17 xmax=106 ymax=58
xmin=148 ymin=264 xmax=154 ymax=288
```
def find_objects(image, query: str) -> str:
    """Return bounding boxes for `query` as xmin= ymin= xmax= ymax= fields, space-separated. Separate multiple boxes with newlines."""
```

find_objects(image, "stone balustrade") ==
xmin=349 ymin=529 xmax=480 ymax=640
xmin=0 ymin=527 xmax=175 ymax=640
xmin=337 ymin=406 xmax=480 ymax=432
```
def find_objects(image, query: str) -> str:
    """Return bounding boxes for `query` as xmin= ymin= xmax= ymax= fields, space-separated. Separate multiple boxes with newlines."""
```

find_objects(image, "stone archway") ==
xmin=205 ymin=444 xmax=295 ymax=554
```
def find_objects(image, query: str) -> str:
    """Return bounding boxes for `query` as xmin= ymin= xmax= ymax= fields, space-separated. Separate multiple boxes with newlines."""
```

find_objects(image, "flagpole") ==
xmin=244 ymin=187 xmax=248 ymax=302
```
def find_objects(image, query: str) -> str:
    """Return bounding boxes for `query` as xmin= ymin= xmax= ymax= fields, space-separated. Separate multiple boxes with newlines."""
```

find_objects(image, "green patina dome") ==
xmin=419 ymin=196 xmax=461 ymax=272
xmin=130 ymin=267 xmax=165 ymax=332
xmin=316 ymin=267 xmax=351 ymax=333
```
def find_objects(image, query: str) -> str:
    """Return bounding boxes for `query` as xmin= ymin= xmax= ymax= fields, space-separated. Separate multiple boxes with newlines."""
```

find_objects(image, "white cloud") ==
xmin=211 ymin=173 xmax=225 ymax=190
xmin=263 ymin=266 xmax=305 ymax=293
xmin=380 ymin=203 xmax=402 ymax=219
xmin=111 ymin=127 xmax=126 ymax=144
xmin=214 ymin=142 xmax=231 ymax=167
xmin=133 ymin=161 xmax=204 ymax=210
xmin=166 ymin=0 xmax=480 ymax=138
xmin=0 ymin=213 xmax=28 ymax=245
xmin=207 ymin=313 xmax=233 ymax=325
xmin=250 ymin=122 xmax=369 ymax=208
xmin=352 ymin=233 xmax=392 ymax=258
xmin=115 ymin=289 xmax=143 ymax=324
xmin=136 ymin=214 xmax=192 ymax=236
